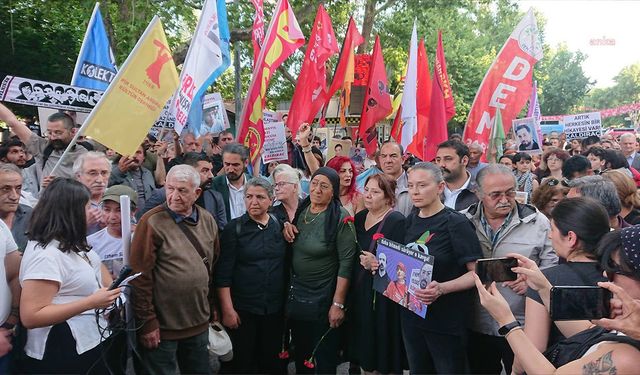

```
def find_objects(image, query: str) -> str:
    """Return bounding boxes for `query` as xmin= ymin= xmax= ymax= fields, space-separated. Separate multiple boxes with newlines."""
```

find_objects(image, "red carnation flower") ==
xmin=278 ymin=350 xmax=289 ymax=359
xmin=304 ymin=359 xmax=315 ymax=369
xmin=343 ymin=216 xmax=355 ymax=224
xmin=372 ymin=233 xmax=385 ymax=241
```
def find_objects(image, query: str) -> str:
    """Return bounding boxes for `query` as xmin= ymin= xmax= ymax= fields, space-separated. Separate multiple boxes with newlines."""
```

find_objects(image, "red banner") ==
xmin=250 ymin=0 xmax=265 ymax=66
xmin=462 ymin=9 xmax=543 ymax=160
xmin=287 ymin=5 xmax=339 ymax=135
xmin=540 ymin=102 xmax=640 ymax=121
xmin=359 ymin=36 xmax=392 ymax=155
xmin=237 ymin=0 xmax=305 ymax=162
xmin=353 ymin=54 xmax=372 ymax=86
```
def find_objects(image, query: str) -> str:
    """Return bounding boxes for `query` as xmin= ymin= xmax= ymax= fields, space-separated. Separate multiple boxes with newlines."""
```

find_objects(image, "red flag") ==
xmin=324 ymin=17 xmax=363 ymax=125
xmin=406 ymin=38 xmax=432 ymax=160
xmin=237 ymin=0 xmax=305 ymax=162
xmin=390 ymin=106 xmax=403 ymax=141
xmin=462 ymin=9 xmax=542 ymax=161
xmin=250 ymin=0 xmax=265 ymax=66
xmin=359 ymin=36 xmax=392 ymax=155
xmin=424 ymin=31 xmax=453 ymax=161
xmin=287 ymin=5 xmax=339 ymax=135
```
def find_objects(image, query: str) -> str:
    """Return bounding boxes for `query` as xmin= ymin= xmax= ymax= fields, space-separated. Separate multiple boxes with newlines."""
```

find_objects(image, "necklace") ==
xmin=303 ymin=207 xmax=322 ymax=224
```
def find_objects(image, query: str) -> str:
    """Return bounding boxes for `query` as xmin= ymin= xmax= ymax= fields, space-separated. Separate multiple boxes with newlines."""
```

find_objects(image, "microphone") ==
xmin=108 ymin=265 xmax=132 ymax=290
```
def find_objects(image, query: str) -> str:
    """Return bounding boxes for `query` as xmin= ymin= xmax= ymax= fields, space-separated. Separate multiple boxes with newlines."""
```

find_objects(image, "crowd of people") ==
xmin=0 ymin=101 xmax=639 ymax=375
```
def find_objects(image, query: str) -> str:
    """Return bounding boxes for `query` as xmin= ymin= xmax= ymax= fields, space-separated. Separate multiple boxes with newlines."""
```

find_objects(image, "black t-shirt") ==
xmin=402 ymin=206 xmax=483 ymax=335
xmin=526 ymin=262 xmax=607 ymax=347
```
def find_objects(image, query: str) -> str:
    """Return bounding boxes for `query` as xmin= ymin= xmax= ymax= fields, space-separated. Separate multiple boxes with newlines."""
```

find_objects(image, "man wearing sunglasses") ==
xmin=462 ymin=164 xmax=557 ymax=375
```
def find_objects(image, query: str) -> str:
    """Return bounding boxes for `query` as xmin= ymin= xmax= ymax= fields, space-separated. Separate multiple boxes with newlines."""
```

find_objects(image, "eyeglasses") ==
xmin=546 ymin=178 xmax=570 ymax=187
xmin=274 ymin=181 xmax=294 ymax=189
xmin=310 ymin=180 xmax=332 ymax=191
xmin=606 ymin=264 xmax=640 ymax=281
xmin=486 ymin=190 xmax=517 ymax=200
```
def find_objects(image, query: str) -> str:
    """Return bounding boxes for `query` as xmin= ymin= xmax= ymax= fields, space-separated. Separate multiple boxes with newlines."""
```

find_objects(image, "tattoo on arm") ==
xmin=582 ymin=350 xmax=617 ymax=375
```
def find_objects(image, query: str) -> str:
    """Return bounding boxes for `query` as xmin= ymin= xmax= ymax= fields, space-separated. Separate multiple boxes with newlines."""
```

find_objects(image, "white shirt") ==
xmin=227 ymin=175 xmax=246 ymax=220
xmin=87 ymin=228 xmax=124 ymax=277
xmin=0 ymin=220 xmax=18 ymax=325
xmin=444 ymin=174 xmax=471 ymax=209
xmin=20 ymin=240 xmax=108 ymax=359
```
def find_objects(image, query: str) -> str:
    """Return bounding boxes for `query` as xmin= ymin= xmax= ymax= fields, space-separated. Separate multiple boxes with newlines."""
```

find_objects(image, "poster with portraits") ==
xmin=373 ymin=238 xmax=434 ymax=318
xmin=513 ymin=117 xmax=542 ymax=154
xmin=0 ymin=75 xmax=103 ymax=113
xmin=314 ymin=127 xmax=329 ymax=153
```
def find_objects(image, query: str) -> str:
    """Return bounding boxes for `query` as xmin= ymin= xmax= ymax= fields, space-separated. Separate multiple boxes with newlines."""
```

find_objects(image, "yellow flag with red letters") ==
xmin=82 ymin=16 xmax=179 ymax=156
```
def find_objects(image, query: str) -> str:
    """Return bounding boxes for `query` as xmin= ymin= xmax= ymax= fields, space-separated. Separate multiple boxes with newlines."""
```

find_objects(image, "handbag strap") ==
xmin=175 ymin=217 xmax=210 ymax=272
xmin=368 ymin=210 xmax=392 ymax=253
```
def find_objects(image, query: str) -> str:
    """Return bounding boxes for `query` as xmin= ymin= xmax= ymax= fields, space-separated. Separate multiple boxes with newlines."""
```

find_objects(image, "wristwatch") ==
xmin=498 ymin=320 xmax=521 ymax=336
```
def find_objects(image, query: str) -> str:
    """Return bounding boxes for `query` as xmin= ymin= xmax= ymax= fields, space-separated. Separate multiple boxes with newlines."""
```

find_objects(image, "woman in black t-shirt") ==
xmin=513 ymin=197 xmax=610 ymax=374
xmin=402 ymin=162 xmax=483 ymax=374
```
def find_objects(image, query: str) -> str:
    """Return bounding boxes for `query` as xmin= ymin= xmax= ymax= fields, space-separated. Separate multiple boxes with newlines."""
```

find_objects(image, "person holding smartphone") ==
xmin=512 ymin=197 xmax=611 ymax=373
xmin=474 ymin=225 xmax=640 ymax=374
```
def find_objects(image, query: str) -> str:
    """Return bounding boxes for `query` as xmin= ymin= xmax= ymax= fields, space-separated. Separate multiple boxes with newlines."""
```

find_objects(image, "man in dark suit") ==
xmin=620 ymin=133 xmax=640 ymax=170
xmin=211 ymin=143 xmax=250 ymax=222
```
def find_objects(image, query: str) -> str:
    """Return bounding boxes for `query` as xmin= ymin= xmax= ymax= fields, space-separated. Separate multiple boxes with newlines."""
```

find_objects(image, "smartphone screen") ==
xmin=475 ymin=257 xmax=518 ymax=284
xmin=550 ymin=286 xmax=612 ymax=321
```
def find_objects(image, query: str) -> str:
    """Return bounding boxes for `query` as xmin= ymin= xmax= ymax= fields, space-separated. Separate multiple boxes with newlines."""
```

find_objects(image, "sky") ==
xmin=518 ymin=0 xmax=640 ymax=88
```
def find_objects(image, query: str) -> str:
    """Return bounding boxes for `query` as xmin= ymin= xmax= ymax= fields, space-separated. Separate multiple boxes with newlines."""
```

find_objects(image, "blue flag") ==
xmin=71 ymin=3 xmax=118 ymax=90
xmin=176 ymin=0 xmax=231 ymax=135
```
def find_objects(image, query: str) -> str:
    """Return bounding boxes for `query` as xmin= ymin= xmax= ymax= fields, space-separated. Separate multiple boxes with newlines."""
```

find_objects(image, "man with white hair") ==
xmin=466 ymin=142 xmax=488 ymax=184
xmin=619 ymin=133 xmax=640 ymax=170
xmin=462 ymin=164 xmax=557 ymax=375
xmin=73 ymin=151 xmax=111 ymax=235
xmin=130 ymin=164 xmax=219 ymax=374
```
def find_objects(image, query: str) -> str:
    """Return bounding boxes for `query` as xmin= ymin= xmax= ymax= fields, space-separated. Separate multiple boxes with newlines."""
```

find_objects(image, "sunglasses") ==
xmin=546 ymin=178 xmax=570 ymax=188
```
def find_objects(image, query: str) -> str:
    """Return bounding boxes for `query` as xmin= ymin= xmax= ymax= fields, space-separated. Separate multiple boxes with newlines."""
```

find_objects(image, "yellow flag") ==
xmin=83 ymin=17 xmax=179 ymax=156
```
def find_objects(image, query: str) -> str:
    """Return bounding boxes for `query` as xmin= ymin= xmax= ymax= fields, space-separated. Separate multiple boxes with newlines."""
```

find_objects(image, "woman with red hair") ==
xmin=327 ymin=156 xmax=364 ymax=215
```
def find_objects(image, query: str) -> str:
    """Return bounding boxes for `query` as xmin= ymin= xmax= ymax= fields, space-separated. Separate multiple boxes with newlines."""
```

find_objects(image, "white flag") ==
xmin=171 ymin=0 xmax=230 ymax=135
xmin=400 ymin=22 xmax=418 ymax=151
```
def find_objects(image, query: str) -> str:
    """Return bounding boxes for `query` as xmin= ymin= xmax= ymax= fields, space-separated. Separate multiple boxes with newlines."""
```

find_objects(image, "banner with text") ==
xmin=563 ymin=112 xmax=602 ymax=140
xmin=262 ymin=121 xmax=288 ymax=163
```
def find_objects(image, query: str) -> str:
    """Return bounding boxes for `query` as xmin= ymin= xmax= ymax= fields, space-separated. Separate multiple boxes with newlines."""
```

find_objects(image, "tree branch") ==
xmin=375 ymin=0 xmax=396 ymax=16
xmin=278 ymin=66 xmax=296 ymax=86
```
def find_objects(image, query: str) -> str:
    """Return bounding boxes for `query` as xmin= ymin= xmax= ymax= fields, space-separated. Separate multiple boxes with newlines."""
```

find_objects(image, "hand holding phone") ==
xmin=550 ymin=286 xmax=612 ymax=321
xmin=476 ymin=257 xmax=518 ymax=284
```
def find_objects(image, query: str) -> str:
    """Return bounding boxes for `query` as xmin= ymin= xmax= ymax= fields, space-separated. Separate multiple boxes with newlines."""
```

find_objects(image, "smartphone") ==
xmin=475 ymin=257 xmax=518 ymax=284
xmin=550 ymin=286 xmax=612 ymax=321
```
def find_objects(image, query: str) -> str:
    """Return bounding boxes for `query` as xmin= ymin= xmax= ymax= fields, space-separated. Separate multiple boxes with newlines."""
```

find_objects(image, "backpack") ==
xmin=544 ymin=326 xmax=640 ymax=368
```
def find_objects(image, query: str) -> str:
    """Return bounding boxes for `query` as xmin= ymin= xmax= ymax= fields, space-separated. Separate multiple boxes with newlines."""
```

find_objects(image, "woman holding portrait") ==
xmin=349 ymin=173 xmax=406 ymax=374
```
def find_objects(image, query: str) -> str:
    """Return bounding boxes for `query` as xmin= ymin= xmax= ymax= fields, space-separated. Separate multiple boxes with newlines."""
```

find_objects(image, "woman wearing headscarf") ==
xmin=283 ymin=167 xmax=358 ymax=374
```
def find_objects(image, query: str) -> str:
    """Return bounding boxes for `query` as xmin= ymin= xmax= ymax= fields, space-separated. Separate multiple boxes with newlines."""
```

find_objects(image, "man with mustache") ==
xmin=0 ymin=163 xmax=32 ymax=251
xmin=461 ymin=164 xmax=557 ymax=375
xmin=378 ymin=141 xmax=412 ymax=216
xmin=74 ymin=152 xmax=111 ymax=235
xmin=0 ymin=104 xmax=88 ymax=193
xmin=109 ymin=145 xmax=156 ymax=211
xmin=435 ymin=140 xmax=479 ymax=211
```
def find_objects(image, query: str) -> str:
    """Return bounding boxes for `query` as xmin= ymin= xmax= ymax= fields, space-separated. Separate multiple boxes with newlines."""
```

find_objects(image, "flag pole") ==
xmin=50 ymin=17 xmax=161 ymax=176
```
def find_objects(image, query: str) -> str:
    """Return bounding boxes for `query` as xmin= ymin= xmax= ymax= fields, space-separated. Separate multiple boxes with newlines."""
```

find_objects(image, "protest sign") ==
xmin=540 ymin=123 xmax=564 ymax=136
xmin=373 ymin=238 xmax=434 ymax=318
xmin=563 ymin=112 xmax=602 ymax=140
xmin=314 ymin=127 xmax=328 ymax=152
xmin=262 ymin=121 xmax=288 ymax=163
xmin=513 ymin=117 xmax=541 ymax=153
xmin=0 ymin=75 xmax=102 ymax=113
xmin=263 ymin=110 xmax=282 ymax=125
xmin=328 ymin=138 xmax=351 ymax=161
xmin=191 ymin=93 xmax=229 ymax=137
